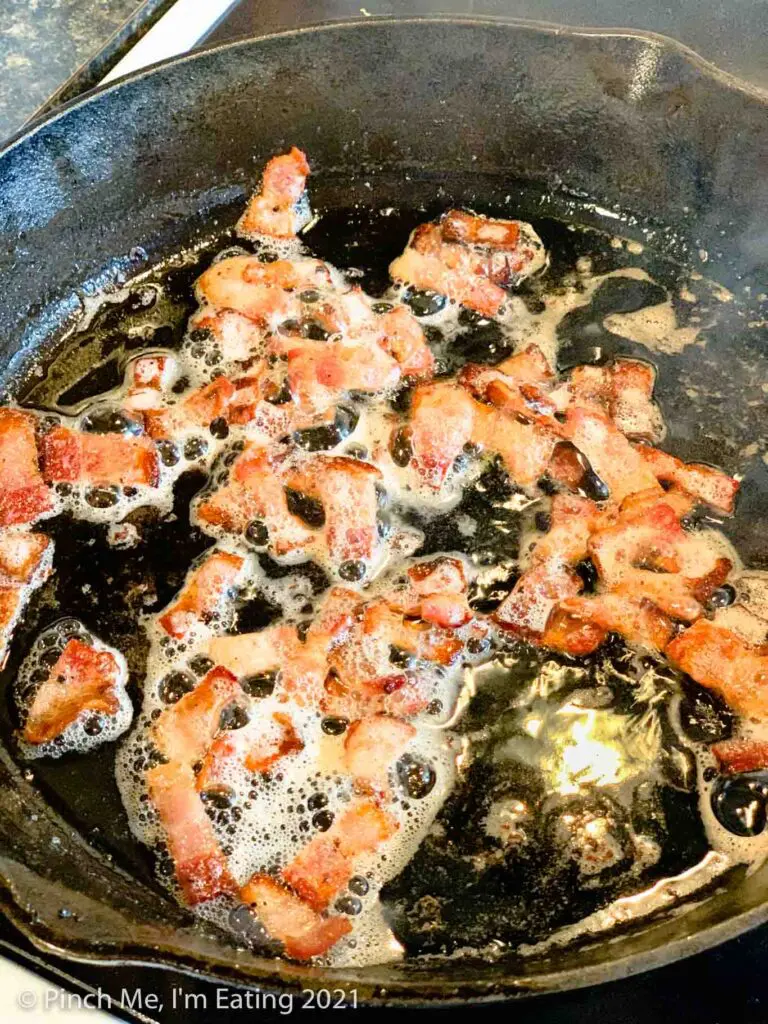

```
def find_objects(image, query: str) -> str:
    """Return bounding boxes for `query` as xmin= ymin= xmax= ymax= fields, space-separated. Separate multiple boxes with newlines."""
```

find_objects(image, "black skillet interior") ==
xmin=0 ymin=16 xmax=767 ymax=1004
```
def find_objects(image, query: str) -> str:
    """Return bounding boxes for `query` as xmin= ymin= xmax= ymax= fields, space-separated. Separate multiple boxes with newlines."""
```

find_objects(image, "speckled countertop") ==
xmin=0 ymin=0 xmax=153 ymax=143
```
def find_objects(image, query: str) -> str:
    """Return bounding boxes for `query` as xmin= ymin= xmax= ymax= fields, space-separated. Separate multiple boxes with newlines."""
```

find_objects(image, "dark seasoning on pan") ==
xmin=3 ymin=146 xmax=768 ymax=967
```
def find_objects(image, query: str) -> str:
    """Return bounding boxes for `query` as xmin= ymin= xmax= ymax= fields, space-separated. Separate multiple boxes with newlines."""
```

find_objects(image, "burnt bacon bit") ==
xmin=22 ymin=638 xmax=123 ymax=745
xmin=0 ymin=409 xmax=53 ymax=527
xmin=40 ymin=426 xmax=159 ymax=488
xmin=666 ymin=620 xmax=768 ymax=720
xmin=237 ymin=147 xmax=312 ymax=240
xmin=153 ymin=666 xmax=242 ymax=764
xmin=239 ymin=875 xmax=351 ymax=960
xmin=282 ymin=799 xmax=398 ymax=910
xmin=158 ymin=550 xmax=244 ymax=639
xmin=147 ymin=760 xmax=236 ymax=905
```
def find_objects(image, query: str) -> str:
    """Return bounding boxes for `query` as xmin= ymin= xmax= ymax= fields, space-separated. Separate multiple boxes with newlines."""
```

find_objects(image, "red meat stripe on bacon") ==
xmin=283 ymin=799 xmax=398 ymax=910
xmin=240 ymin=875 xmax=351 ymax=960
xmin=23 ymin=638 xmax=122 ymax=745
xmin=0 ymin=409 xmax=52 ymax=527
xmin=147 ymin=761 xmax=236 ymax=905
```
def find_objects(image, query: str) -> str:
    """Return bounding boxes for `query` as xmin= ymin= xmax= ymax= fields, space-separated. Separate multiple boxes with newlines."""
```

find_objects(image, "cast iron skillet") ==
xmin=0 ymin=15 xmax=767 ymax=1006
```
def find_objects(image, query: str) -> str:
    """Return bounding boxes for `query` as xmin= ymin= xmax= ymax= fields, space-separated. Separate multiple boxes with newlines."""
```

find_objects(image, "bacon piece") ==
xmin=711 ymin=738 xmax=768 ymax=774
xmin=209 ymin=623 xmax=296 ymax=678
xmin=23 ymin=638 xmax=122 ymax=745
xmin=344 ymin=715 xmax=416 ymax=788
xmin=147 ymin=761 xmax=236 ymax=905
xmin=0 ymin=409 xmax=53 ymax=527
xmin=285 ymin=337 xmax=400 ymax=416
xmin=238 ymin=147 xmax=311 ymax=239
xmin=41 ymin=426 xmax=159 ymax=488
xmin=240 ymin=875 xmax=351 ymax=960
xmin=405 ymin=381 xmax=477 ymax=488
xmin=190 ymin=309 xmax=267 ymax=363
xmin=391 ymin=224 xmax=507 ymax=317
xmin=158 ymin=550 xmax=244 ymax=638
xmin=385 ymin=557 xmax=472 ymax=627
xmin=286 ymin=457 xmax=382 ymax=565
xmin=666 ymin=620 xmax=768 ymax=719
xmin=461 ymin=344 xmax=560 ymax=431
xmin=564 ymin=408 xmax=660 ymax=503
xmin=197 ymin=711 xmax=303 ymax=790
xmin=283 ymin=799 xmax=398 ymax=910
xmin=634 ymin=444 xmax=739 ymax=514
xmin=568 ymin=360 xmax=662 ymax=441
xmin=378 ymin=306 xmax=435 ymax=379
xmin=0 ymin=532 xmax=53 ymax=668
xmin=153 ymin=665 xmax=241 ymax=764
xmin=560 ymin=593 xmax=675 ymax=651
xmin=197 ymin=446 xmax=316 ymax=555
xmin=539 ymin=608 xmax=606 ymax=656
xmin=589 ymin=497 xmax=731 ymax=622
xmin=144 ymin=377 xmax=236 ymax=439
xmin=474 ymin=405 xmax=558 ymax=487
xmin=197 ymin=256 xmax=331 ymax=328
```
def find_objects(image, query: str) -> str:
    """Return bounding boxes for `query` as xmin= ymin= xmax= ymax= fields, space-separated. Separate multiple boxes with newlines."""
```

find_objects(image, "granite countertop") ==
xmin=0 ymin=0 xmax=156 ymax=143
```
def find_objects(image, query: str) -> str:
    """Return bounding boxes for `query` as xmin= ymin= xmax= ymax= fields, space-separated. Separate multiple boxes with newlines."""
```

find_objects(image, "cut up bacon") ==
xmin=343 ymin=715 xmax=416 ymax=789
xmin=568 ymin=359 xmax=663 ymax=441
xmin=666 ymin=620 xmax=768 ymax=719
xmin=633 ymin=444 xmax=739 ymax=514
xmin=390 ymin=211 xmax=545 ymax=316
xmin=22 ymin=638 xmax=122 ymax=745
xmin=0 ymin=532 xmax=53 ymax=667
xmin=286 ymin=456 xmax=382 ymax=565
xmin=152 ymin=665 xmax=241 ymax=764
xmin=197 ymin=446 xmax=316 ymax=554
xmin=197 ymin=710 xmax=302 ymax=790
xmin=589 ymin=495 xmax=731 ymax=622
xmin=282 ymin=798 xmax=398 ymax=910
xmin=403 ymin=381 xmax=476 ymax=488
xmin=384 ymin=557 xmax=472 ymax=628
xmin=190 ymin=309 xmax=267 ymax=364
xmin=209 ymin=623 xmax=298 ymax=679
xmin=144 ymin=377 xmax=236 ymax=439
xmin=564 ymin=407 xmax=660 ymax=504
xmin=559 ymin=592 xmax=675 ymax=652
xmin=539 ymin=608 xmax=606 ymax=656
xmin=197 ymin=256 xmax=331 ymax=328
xmin=378 ymin=305 xmax=435 ymax=380
xmin=123 ymin=353 xmax=178 ymax=415
xmin=283 ymin=336 xmax=400 ymax=416
xmin=147 ymin=760 xmax=236 ymax=905
xmin=158 ymin=550 xmax=244 ymax=638
xmin=238 ymin=147 xmax=311 ymax=239
xmin=41 ymin=426 xmax=159 ymax=488
xmin=711 ymin=737 xmax=768 ymax=774
xmin=240 ymin=875 xmax=351 ymax=960
xmin=0 ymin=409 xmax=53 ymax=527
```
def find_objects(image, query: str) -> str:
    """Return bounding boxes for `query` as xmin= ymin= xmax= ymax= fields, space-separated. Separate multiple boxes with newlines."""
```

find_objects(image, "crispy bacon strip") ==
xmin=343 ymin=715 xmax=416 ymax=789
xmin=23 ymin=638 xmax=122 ymax=744
xmin=666 ymin=620 xmax=768 ymax=719
xmin=158 ymin=550 xmax=244 ymax=638
xmin=41 ymin=426 xmax=159 ymax=488
xmin=238 ymin=147 xmax=311 ymax=239
xmin=0 ymin=409 xmax=53 ymax=527
xmin=283 ymin=799 xmax=398 ymax=910
xmin=197 ymin=710 xmax=303 ymax=790
xmin=147 ymin=761 xmax=236 ymax=905
xmin=634 ymin=444 xmax=739 ymax=514
xmin=152 ymin=666 xmax=242 ymax=764
xmin=197 ymin=446 xmax=316 ymax=555
xmin=240 ymin=875 xmax=351 ymax=960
